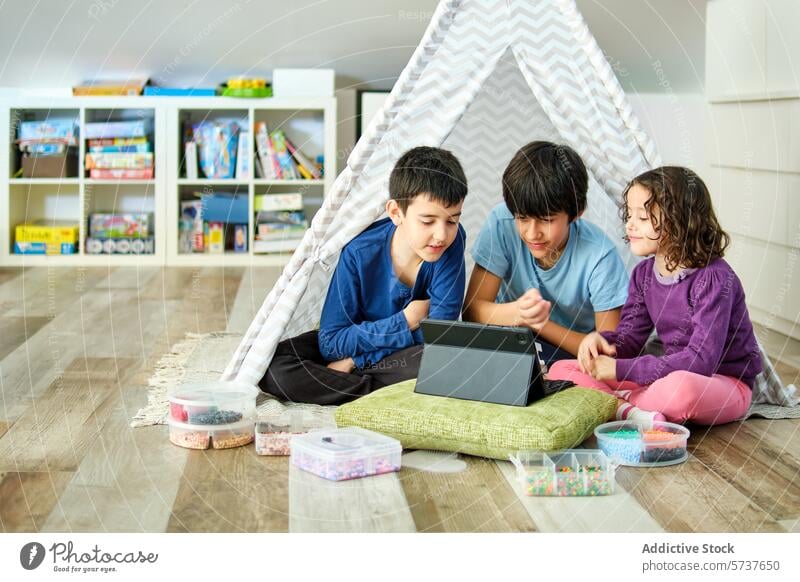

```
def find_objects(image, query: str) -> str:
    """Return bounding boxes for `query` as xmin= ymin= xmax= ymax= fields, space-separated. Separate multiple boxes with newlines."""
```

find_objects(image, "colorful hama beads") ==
xmin=291 ymin=452 xmax=399 ymax=480
xmin=598 ymin=429 xmax=643 ymax=464
xmin=170 ymin=402 xmax=188 ymax=422
xmin=189 ymin=409 xmax=243 ymax=425
xmin=169 ymin=430 xmax=210 ymax=449
xmin=255 ymin=429 xmax=297 ymax=456
xmin=212 ymin=431 xmax=254 ymax=449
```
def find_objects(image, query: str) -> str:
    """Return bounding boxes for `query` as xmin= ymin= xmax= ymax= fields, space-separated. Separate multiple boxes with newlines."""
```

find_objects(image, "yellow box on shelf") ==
xmin=15 ymin=221 xmax=80 ymax=255
xmin=15 ymin=221 xmax=79 ymax=244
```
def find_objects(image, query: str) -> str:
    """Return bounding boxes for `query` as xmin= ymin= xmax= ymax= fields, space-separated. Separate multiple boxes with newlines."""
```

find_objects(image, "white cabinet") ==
xmin=0 ymin=95 xmax=337 ymax=266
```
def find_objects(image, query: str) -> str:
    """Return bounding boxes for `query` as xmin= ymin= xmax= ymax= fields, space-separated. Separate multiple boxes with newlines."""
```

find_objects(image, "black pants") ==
xmin=260 ymin=330 xmax=423 ymax=405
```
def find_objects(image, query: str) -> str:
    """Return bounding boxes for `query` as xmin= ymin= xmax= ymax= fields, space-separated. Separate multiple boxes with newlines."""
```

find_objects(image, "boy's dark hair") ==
xmin=389 ymin=146 xmax=467 ymax=212
xmin=621 ymin=166 xmax=730 ymax=271
xmin=502 ymin=141 xmax=588 ymax=220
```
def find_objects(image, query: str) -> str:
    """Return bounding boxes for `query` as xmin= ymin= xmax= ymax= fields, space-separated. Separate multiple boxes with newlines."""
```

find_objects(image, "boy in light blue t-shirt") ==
xmin=463 ymin=141 xmax=628 ymax=366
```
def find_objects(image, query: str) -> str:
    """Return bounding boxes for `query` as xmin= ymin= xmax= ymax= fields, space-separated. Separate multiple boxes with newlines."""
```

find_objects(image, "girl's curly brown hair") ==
xmin=621 ymin=166 xmax=730 ymax=271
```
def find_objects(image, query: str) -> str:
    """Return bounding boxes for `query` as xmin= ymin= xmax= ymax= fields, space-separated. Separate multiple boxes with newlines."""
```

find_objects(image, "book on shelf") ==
xmin=254 ymin=122 xmax=279 ymax=179
xmin=255 ymin=210 xmax=308 ymax=226
xmin=87 ymin=137 xmax=148 ymax=147
xmin=18 ymin=119 xmax=79 ymax=142
xmin=88 ymin=143 xmax=151 ymax=153
xmin=256 ymin=223 xmax=307 ymax=241
xmin=84 ymin=119 xmax=152 ymax=139
xmin=254 ymin=204 xmax=308 ymax=254
xmin=269 ymin=130 xmax=299 ymax=179
xmin=253 ymin=238 xmax=302 ymax=254
xmin=254 ymin=193 xmax=304 ymax=212
xmin=89 ymin=168 xmax=154 ymax=180
xmin=236 ymin=130 xmax=250 ymax=179
xmin=284 ymin=135 xmax=322 ymax=179
xmin=72 ymin=78 xmax=148 ymax=96
xmin=85 ymin=152 xmax=153 ymax=170
xmin=184 ymin=142 xmax=198 ymax=180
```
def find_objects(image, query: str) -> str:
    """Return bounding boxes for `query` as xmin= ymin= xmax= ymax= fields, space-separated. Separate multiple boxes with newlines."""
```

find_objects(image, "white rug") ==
xmin=131 ymin=332 xmax=800 ymax=429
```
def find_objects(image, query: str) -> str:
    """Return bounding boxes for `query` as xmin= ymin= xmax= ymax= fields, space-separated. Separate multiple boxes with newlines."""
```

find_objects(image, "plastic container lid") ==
xmin=167 ymin=418 xmax=255 ymax=432
xmin=168 ymin=381 xmax=259 ymax=407
xmin=290 ymin=427 xmax=401 ymax=461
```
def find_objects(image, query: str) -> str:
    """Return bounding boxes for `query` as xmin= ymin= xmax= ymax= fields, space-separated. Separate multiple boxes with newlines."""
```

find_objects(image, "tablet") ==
xmin=414 ymin=319 xmax=573 ymax=406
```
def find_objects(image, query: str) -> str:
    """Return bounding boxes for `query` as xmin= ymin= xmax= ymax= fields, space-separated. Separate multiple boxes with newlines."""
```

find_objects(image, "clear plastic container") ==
xmin=290 ymin=427 xmax=402 ymax=481
xmin=168 ymin=418 xmax=255 ymax=450
xmin=594 ymin=420 xmax=690 ymax=467
xmin=509 ymin=449 xmax=616 ymax=496
xmin=255 ymin=421 xmax=304 ymax=456
xmin=168 ymin=381 xmax=258 ymax=425
xmin=255 ymin=411 xmax=336 ymax=456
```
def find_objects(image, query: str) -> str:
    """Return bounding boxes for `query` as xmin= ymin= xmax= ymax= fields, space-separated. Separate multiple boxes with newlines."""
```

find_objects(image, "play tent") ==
xmin=223 ymin=0 xmax=796 ymax=407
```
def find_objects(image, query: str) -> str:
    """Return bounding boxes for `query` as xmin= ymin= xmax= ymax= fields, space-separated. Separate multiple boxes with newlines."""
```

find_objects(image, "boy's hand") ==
xmin=327 ymin=357 xmax=356 ymax=374
xmin=403 ymin=299 xmax=430 ymax=331
xmin=578 ymin=332 xmax=617 ymax=373
xmin=590 ymin=355 xmax=617 ymax=381
xmin=515 ymin=289 xmax=551 ymax=331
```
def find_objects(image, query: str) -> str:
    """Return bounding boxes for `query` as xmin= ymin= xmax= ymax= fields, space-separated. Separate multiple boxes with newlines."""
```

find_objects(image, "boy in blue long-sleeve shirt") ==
xmin=260 ymin=146 xmax=468 ymax=405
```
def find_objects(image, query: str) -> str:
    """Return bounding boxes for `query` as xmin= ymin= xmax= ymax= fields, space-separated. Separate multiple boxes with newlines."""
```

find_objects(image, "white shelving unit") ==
xmin=0 ymin=95 xmax=337 ymax=267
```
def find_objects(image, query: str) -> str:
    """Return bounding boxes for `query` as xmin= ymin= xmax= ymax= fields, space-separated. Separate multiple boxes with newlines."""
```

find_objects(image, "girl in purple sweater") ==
xmin=548 ymin=167 xmax=762 ymax=425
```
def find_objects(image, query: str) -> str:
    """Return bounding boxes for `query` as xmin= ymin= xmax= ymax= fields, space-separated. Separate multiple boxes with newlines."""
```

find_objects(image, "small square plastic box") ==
xmin=290 ymin=427 xmax=402 ymax=481
xmin=594 ymin=420 xmax=690 ymax=467
xmin=509 ymin=449 xmax=616 ymax=496
xmin=256 ymin=421 xmax=303 ymax=456
xmin=167 ymin=381 xmax=258 ymax=450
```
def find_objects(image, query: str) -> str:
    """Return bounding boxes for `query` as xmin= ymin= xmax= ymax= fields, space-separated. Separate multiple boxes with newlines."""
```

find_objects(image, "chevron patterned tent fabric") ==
xmin=222 ymin=0 xmax=796 ymax=407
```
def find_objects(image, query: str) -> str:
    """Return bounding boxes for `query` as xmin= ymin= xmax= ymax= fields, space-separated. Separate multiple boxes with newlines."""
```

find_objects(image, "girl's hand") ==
xmin=516 ymin=289 xmax=551 ymax=331
xmin=578 ymin=332 xmax=617 ymax=373
xmin=591 ymin=355 xmax=617 ymax=381
xmin=327 ymin=357 xmax=356 ymax=374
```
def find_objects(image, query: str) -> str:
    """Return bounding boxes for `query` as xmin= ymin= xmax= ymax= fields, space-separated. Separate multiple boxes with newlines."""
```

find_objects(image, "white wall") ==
xmin=628 ymin=93 xmax=709 ymax=176
xmin=704 ymin=0 xmax=800 ymax=340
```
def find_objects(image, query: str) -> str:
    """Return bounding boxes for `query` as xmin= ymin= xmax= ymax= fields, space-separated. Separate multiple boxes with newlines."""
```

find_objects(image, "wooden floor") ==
xmin=0 ymin=266 xmax=798 ymax=533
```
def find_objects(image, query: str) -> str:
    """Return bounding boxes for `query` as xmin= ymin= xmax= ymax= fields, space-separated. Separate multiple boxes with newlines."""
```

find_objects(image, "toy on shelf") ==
xmin=84 ymin=120 xmax=154 ymax=180
xmin=16 ymin=118 xmax=79 ymax=178
xmin=14 ymin=221 xmax=79 ymax=255
xmin=192 ymin=121 xmax=241 ymax=179
xmin=221 ymin=77 xmax=272 ymax=98
xmin=85 ymin=213 xmax=155 ymax=255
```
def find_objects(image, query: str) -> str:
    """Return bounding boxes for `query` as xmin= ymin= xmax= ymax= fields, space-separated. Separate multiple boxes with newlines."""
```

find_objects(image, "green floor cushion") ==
xmin=334 ymin=379 xmax=617 ymax=460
